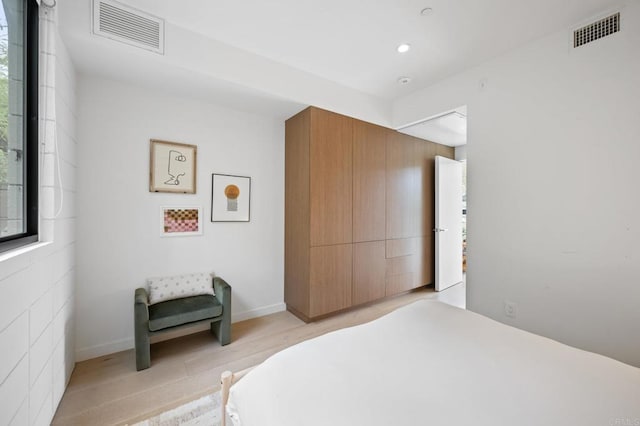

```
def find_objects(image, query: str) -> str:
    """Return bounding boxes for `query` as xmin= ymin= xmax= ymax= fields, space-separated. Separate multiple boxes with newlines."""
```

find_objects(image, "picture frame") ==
xmin=211 ymin=174 xmax=251 ymax=222
xmin=150 ymin=139 xmax=197 ymax=193
xmin=160 ymin=206 xmax=203 ymax=237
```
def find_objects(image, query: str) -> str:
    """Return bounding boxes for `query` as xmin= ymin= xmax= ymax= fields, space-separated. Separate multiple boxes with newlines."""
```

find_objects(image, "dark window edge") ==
xmin=0 ymin=234 xmax=38 ymax=254
xmin=0 ymin=0 xmax=39 ymax=255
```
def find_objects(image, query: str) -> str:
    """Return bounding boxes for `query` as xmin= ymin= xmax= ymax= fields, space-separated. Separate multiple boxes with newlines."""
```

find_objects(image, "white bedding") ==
xmin=227 ymin=300 xmax=640 ymax=426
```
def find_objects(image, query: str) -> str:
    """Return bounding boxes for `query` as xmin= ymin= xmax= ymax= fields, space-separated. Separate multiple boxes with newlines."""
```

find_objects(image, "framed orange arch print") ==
xmin=211 ymin=174 xmax=251 ymax=222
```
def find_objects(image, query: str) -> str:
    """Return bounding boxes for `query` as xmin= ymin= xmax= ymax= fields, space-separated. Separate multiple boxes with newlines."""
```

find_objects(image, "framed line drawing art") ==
xmin=150 ymin=139 xmax=197 ymax=193
xmin=161 ymin=206 xmax=203 ymax=237
xmin=211 ymin=174 xmax=251 ymax=222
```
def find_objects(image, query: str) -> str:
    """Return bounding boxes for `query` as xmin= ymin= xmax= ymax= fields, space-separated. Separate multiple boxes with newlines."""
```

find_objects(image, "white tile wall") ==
xmin=0 ymin=357 xmax=28 ymax=426
xmin=39 ymin=153 xmax=56 ymax=187
xmin=0 ymin=313 xmax=29 ymax=384
xmin=29 ymin=324 xmax=52 ymax=387
xmin=51 ymin=339 xmax=66 ymax=404
xmin=0 ymin=11 xmax=77 ymax=425
xmin=9 ymin=398 xmax=29 ymax=426
xmin=28 ymin=357 xmax=52 ymax=423
xmin=29 ymin=289 xmax=53 ymax=344
xmin=56 ymin=127 xmax=76 ymax=165
xmin=0 ymin=268 xmax=32 ymax=332
xmin=53 ymin=270 xmax=73 ymax=313
xmin=52 ymin=302 xmax=72 ymax=354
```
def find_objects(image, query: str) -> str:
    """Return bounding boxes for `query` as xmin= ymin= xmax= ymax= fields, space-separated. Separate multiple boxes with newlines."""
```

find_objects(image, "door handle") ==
xmin=433 ymin=228 xmax=448 ymax=232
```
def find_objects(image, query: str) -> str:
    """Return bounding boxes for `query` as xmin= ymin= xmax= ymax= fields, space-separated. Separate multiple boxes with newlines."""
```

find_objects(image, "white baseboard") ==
xmin=74 ymin=302 xmax=287 ymax=362
xmin=75 ymin=337 xmax=133 ymax=362
xmin=232 ymin=302 xmax=286 ymax=323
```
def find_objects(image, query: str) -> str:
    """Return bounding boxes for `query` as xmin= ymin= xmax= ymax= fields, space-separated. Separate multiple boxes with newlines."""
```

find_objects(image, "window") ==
xmin=0 ymin=0 xmax=38 ymax=253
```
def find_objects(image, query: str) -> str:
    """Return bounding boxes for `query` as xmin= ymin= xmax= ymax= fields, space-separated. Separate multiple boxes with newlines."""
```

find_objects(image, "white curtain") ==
xmin=39 ymin=1 xmax=62 ymax=224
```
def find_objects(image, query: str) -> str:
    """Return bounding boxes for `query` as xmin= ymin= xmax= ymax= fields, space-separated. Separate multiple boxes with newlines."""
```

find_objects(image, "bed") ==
xmin=222 ymin=300 xmax=640 ymax=426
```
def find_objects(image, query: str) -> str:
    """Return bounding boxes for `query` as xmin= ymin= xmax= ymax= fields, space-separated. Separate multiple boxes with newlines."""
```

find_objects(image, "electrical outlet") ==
xmin=504 ymin=300 xmax=517 ymax=318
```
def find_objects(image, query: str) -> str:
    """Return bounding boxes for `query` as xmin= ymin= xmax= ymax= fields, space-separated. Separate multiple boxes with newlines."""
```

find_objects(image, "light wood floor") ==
xmin=52 ymin=283 xmax=465 ymax=425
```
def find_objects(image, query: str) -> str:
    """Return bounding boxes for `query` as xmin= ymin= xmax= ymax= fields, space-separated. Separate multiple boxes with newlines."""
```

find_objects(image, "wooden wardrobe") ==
xmin=285 ymin=107 xmax=454 ymax=322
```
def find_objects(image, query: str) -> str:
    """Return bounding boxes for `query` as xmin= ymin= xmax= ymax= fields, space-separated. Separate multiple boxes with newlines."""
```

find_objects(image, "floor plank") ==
xmin=52 ymin=283 xmax=465 ymax=425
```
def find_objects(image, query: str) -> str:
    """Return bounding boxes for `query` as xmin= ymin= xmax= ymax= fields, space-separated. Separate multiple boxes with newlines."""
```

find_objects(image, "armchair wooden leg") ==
xmin=220 ymin=371 xmax=232 ymax=426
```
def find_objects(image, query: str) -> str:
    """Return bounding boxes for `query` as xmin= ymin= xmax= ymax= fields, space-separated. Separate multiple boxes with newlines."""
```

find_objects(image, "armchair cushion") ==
xmin=147 ymin=273 xmax=214 ymax=305
xmin=148 ymin=294 xmax=222 ymax=331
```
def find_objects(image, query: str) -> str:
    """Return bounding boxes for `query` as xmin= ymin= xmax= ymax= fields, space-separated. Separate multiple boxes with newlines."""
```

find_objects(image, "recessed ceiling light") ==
xmin=397 ymin=43 xmax=411 ymax=53
xmin=397 ymin=76 xmax=412 ymax=85
xmin=421 ymin=7 xmax=433 ymax=15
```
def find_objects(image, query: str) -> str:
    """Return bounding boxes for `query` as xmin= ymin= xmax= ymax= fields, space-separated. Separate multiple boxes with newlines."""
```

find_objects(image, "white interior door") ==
xmin=435 ymin=156 xmax=463 ymax=291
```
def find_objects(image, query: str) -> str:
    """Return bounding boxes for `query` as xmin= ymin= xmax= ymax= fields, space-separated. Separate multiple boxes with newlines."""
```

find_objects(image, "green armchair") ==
xmin=134 ymin=276 xmax=232 ymax=371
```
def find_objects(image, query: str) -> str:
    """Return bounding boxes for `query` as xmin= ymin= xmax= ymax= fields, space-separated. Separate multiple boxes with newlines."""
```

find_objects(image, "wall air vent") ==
xmin=573 ymin=12 xmax=620 ymax=48
xmin=92 ymin=0 xmax=165 ymax=54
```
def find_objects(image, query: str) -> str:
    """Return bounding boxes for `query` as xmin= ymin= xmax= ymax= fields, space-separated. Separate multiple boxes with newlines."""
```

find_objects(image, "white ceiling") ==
xmin=58 ymin=0 xmax=622 ymax=141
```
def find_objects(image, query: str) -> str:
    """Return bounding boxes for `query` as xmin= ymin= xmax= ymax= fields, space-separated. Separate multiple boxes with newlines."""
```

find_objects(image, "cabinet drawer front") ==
xmin=385 ymin=238 xmax=417 ymax=258
xmin=385 ymin=273 xmax=415 ymax=296
xmin=386 ymin=255 xmax=416 ymax=276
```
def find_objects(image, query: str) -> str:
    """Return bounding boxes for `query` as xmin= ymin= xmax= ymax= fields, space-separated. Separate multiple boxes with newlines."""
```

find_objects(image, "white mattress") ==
xmin=227 ymin=300 xmax=640 ymax=426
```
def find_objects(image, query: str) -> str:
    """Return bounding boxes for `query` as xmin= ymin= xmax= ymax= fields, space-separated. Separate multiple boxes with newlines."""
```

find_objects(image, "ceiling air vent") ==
xmin=92 ymin=0 xmax=165 ymax=54
xmin=573 ymin=12 xmax=620 ymax=48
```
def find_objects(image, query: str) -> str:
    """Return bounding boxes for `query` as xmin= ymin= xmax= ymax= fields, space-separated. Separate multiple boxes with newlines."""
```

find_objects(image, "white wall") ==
xmin=454 ymin=145 xmax=467 ymax=161
xmin=0 ymin=12 xmax=77 ymax=426
xmin=393 ymin=4 xmax=640 ymax=367
xmin=75 ymin=75 xmax=285 ymax=361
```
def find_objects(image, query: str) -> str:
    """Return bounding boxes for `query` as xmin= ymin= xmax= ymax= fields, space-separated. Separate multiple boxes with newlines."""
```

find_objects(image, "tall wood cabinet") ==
xmin=285 ymin=107 xmax=354 ymax=321
xmin=285 ymin=106 xmax=454 ymax=322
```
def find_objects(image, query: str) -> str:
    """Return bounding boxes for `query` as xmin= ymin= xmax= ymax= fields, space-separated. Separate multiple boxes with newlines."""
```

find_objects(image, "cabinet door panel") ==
xmin=310 ymin=108 xmax=353 ymax=246
xmin=285 ymin=109 xmax=311 ymax=315
xmin=353 ymin=121 xmax=386 ymax=242
xmin=414 ymin=237 xmax=433 ymax=287
xmin=353 ymin=241 xmax=386 ymax=305
xmin=417 ymin=141 xmax=436 ymax=237
xmin=309 ymin=244 xmax=353 ymax=317
xmin=386 ymin=132 xmax=418 ymax=239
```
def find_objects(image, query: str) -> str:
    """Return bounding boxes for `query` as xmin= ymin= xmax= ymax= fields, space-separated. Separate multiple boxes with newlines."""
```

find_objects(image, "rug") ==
xmin=131 ymin=390 xmax=228 ymax=426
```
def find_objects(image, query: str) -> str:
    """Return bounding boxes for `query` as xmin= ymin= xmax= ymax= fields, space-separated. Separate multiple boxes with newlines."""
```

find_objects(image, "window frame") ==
xmin=0 ymin=0 xmax=39 ymax=253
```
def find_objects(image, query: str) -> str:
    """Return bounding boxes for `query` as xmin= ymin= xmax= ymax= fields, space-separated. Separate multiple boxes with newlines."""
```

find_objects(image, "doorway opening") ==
xmin=396 ymin=106 xmax=467 ymax=294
